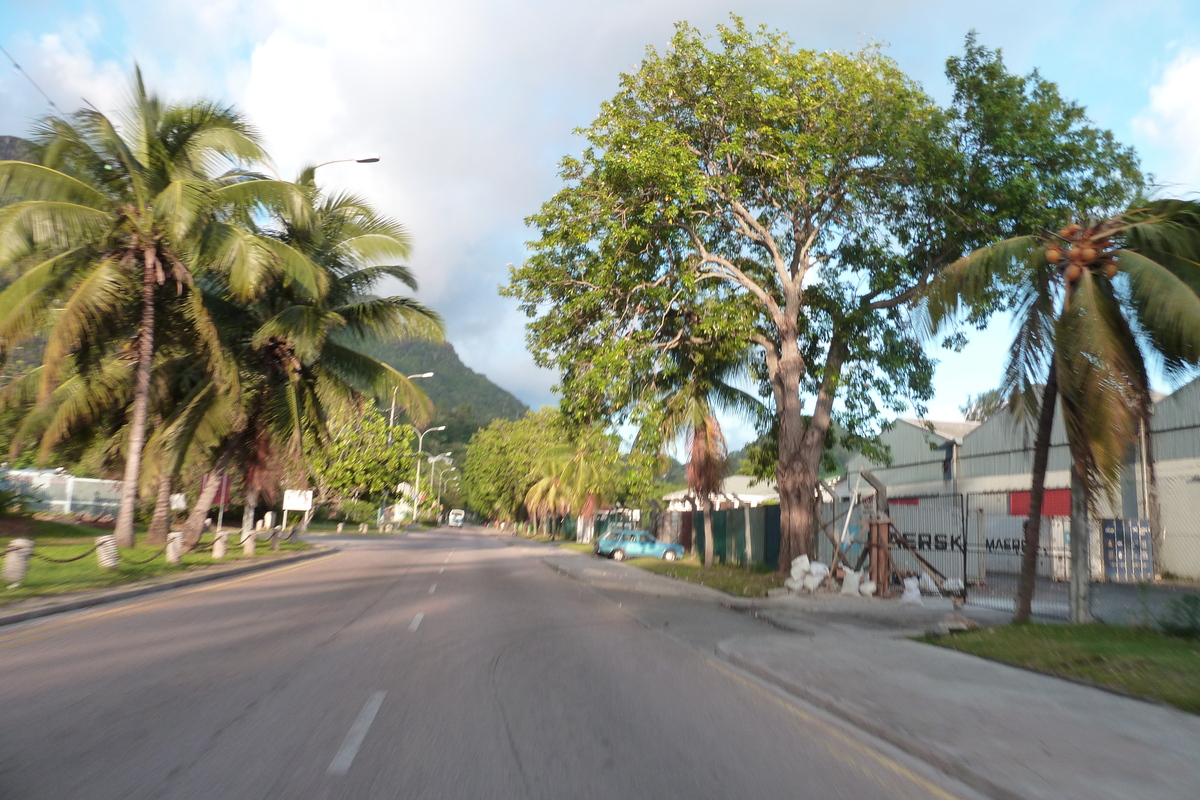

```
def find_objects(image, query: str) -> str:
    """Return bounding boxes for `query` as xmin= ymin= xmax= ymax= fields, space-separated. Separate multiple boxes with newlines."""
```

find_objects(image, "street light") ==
xmin=389 ymin=372 xmax=434 ymax=427
xmin=312 ymin=153 xmax=381 ymax=170
xmin=412 ymin=426 xmax=446 ymax=523
xmin=380 ymin=372 xmax=434 ymax=525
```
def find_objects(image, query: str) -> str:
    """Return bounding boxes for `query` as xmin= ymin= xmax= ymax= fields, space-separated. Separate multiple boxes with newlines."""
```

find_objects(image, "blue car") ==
xmin=594 ymin=529 xmax=683 ymax=562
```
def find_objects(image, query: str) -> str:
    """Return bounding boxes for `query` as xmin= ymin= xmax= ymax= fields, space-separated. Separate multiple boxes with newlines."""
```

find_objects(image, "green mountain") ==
xmin=354 ymin=338 xmax=528 ymax=425
xmin=0 ymin=136 xmax=33 ymax=161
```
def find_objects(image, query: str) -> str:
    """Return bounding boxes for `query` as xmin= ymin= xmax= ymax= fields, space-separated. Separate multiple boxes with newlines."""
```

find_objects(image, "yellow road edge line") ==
xmin=710 ymin=659 xmax=961 ymax=800
xmin=0 ymin=553 xmax=340 ymax=650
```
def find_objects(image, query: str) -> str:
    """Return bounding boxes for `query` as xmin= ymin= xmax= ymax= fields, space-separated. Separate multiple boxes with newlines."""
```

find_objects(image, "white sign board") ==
xmin=283 ymin=490 xmax=313 ymax=511
xmin=169 ymin=493 xmax=188 ymax=511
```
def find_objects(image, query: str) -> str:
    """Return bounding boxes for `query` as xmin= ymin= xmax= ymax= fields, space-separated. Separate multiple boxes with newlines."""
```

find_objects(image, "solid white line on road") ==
xmin=409 ymin=612 xmax=424 ymax=632
xmin=328 ymin=691 xmax=387 ymax=776
xmin=429 ymin=584 xmax=437 ymax=594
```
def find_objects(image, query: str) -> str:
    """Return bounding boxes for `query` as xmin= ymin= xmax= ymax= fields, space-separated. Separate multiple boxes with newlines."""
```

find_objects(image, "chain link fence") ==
xmin=1 ymin=468 xmax=121 ymax=518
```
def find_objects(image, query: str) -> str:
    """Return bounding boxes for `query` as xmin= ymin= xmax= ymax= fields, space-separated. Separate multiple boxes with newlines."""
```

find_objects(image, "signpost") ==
xmin=282 ymin=489 xmax=313 ymax=532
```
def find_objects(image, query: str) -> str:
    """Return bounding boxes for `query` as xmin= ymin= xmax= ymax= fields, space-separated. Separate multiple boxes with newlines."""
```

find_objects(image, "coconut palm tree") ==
xmin=927 ymin=200 xmax=1200 ymax=621
xmin=170 ymin=184 xmax=442 ymax=545
xmin=0 ymin=70 xmax=320 ymax=546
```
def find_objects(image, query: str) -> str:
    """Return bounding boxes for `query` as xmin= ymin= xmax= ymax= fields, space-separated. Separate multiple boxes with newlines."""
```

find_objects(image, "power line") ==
xmin=1 ymin=44 xmax=61 ymax=114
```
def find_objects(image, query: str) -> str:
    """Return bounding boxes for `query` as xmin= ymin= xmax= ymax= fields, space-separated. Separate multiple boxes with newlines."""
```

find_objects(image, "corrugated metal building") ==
xmin=834 ymin=377 xmax=1200 ymax=582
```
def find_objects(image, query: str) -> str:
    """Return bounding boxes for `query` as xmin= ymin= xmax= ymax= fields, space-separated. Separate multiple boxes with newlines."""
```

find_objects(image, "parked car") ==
xmin=594 ymin=529 xmax=682 ymax=562
xmin=447 ymin=509 xmax=465 ymax=527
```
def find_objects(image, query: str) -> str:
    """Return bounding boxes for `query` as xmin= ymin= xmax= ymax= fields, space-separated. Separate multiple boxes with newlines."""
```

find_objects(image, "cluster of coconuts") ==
xmin=1045 ymin=223 xmax=1118 ymax=282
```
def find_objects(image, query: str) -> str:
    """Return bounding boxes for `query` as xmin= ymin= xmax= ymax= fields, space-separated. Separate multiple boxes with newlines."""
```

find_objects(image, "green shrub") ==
xmin=336 ymin=499 xmax=378 ymax=525
xmin=1159 ymin=594 xmax=1200 ymax=639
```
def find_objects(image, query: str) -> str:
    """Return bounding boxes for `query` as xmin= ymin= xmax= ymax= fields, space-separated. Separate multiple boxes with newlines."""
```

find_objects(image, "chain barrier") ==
xmin=120 ymin=545 xmax=169 ymax=565
xmin=30 ymin=542 xmax=101 ymax=563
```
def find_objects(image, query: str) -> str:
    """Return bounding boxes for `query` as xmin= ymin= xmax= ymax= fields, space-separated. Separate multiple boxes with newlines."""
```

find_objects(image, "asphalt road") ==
xmin=0 ymin=529 xmax=971 ymax=799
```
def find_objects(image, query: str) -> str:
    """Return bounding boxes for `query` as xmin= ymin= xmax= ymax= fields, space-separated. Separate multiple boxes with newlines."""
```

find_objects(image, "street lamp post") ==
xmin=428 ymin=454 xmax=453 ymax=523
xmin=312 ymin=154 xmax=381 ymax=170
xmin=379 ymin=372 xmax=434 ymax=526
xmin=411 ymin=427 xmax=446 ymax=523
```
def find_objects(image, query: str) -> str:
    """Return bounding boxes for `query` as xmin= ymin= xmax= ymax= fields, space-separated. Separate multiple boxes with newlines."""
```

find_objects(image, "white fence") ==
xmin=2 ymin=469 xmax=122 ymax=517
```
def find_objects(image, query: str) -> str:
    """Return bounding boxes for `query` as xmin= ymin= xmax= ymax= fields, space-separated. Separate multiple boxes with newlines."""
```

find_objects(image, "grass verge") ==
xmin=628 ymin=554 xmax=787 ymax=598
xmin=557 ymin=542 xmax=594 ymax=554
xmin=1 ymin=519 xmax=309 ymax=606
xmin=922 ymin=623 xmax=1200 ymax=714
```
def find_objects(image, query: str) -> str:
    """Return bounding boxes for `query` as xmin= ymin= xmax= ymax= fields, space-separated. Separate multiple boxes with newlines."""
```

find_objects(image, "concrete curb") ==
xmin=714 ymin=641 xmax=1020 ymax=800
xmin=0 ymin=546 xmax=337 ymax=628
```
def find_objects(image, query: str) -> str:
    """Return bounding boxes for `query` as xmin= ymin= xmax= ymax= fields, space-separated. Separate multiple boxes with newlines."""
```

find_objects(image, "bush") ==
xmin=1159 ymin=594 xmax=1200 ymax=639
xmin=0 ymin=483 xmax=40 ymax=516
xmin=335 ymin=499 xmax=378 ymax=525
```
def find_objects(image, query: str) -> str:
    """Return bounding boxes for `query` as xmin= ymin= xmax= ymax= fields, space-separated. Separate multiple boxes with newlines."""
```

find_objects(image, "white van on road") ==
xmin=448 ymin=509 xmax=465 ymax=527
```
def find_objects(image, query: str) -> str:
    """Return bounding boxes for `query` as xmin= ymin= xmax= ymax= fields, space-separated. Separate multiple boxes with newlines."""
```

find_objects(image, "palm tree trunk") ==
xmin=113 ymin=256 xmax=157 ymax=548
xmin=241 ymin=484 xmax=259 ymax=546
xmin=1014 ymin=363 xmax=1058 ymax=623
xmin=1069 ymin=464 xmax=1093 ymax=623
xmin=1142 ymin=413 xmax=1165 ymax=574
xmin=146 ymin=468 xmax=173 ymax=546
xmin=702 ymin=500 xmax=714 ymax=569
xmin=182 ymin=449 xmax=234 ymax=547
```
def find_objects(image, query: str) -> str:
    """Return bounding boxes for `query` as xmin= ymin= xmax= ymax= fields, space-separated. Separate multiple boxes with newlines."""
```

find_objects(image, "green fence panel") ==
xmin=746 ymin=506 xmax=766 ymax=566
xmin=764 ymin=505 xmax=781 ymax=569
xmin=726 ymin=508 xmax=747 ymax=565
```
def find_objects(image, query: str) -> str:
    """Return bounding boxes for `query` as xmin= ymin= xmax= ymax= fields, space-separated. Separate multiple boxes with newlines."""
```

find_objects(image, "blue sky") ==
xmin=3 ymin=0 xmax=1200 ymax=447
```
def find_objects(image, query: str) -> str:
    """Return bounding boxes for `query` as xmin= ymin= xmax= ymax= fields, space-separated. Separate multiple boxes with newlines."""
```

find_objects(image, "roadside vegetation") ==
xmin=629 ymin=554 xmax=786 ymax=598
xmin=923 ymin=624 xmax=1200 ymax=714
xmin=0 ymin=518 xmax=308 ymax=606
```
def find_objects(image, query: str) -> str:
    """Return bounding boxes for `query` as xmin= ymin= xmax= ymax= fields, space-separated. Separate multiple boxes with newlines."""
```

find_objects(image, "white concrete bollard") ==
xmin=166 ymin=531 xmax=183 ymax=564
xmin=96 ymin=535 xmax=119 ymax=570
xmin=358 ymin=523 xmax=368 ymax=534
xmin=263 ymin=511 xmax=274 ymax=529
xmin=336 ymin=522 xmax=344 ymax=534
xmin=3 ymin=538 xmax=34 ymax=586
xmin=242 ymin=530 xmax=256 ymax=557
xmin=213 ymin=531 xmax=228 ymax=560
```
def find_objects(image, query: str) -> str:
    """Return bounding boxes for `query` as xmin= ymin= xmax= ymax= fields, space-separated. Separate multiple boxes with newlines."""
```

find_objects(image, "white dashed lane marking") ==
xmin=328 ymin=691 xmax=386 ymax=776
xmin=409 ymin=612 xmax=424 ymax=632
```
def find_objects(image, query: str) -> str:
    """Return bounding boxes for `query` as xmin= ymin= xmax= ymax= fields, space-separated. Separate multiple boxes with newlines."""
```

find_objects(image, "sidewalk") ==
xmin=546 ymin=547 xmax=1200 ymax=800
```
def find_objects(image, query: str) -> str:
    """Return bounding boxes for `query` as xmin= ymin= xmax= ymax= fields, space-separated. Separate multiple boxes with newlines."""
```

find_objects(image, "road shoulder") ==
xmin=0 ymin=545 xmax=336 ymax=628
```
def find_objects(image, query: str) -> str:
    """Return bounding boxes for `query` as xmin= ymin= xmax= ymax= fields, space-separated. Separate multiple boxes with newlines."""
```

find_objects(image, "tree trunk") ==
xmin=1069 ymin=464 xmax=1093 ymax=623
xmin=773 ymin=327 xmax=843 ymax=572
xmin=1014 ymin=363 xmax=1059 ymax=623
xmin=241 ymin=484 xmax=259 ymax=547
xmin=1142 ymin=413 xmax=1165 ymax=574
xmin=183 ymin=451 xmax=233 ymax=547
xmin=113 ymin=255 xmax=157 ymax=547
xmin=146 ymin=468 xmax=173 ymax=546
xmin=702 ymin=499 xmax=714 ymax=568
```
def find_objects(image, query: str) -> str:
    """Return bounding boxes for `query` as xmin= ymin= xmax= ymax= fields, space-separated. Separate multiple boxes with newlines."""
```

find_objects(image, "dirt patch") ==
xmin=0 ymin=517 xmax=33 ymax=537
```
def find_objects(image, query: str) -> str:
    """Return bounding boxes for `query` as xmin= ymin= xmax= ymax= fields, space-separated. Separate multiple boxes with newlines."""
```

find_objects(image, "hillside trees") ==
xmin=506 ymin=20 xmax=1141 ymax=568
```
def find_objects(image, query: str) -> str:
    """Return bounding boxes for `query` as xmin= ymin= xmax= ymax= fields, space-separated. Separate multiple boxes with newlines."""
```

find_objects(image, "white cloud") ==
xmin=1135 ymin=49 xmax=1200 ymax=193
xmin=3 ymin=0 xmax=1158 ymax=416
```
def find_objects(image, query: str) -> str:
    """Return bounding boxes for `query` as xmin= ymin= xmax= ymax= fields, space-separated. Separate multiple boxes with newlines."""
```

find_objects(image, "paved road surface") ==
xmin=0 ymin=530 xmax=973 ymax=799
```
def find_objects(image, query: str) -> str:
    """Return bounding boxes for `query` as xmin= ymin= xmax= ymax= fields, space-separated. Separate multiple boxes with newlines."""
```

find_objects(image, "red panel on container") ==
xmin=1008 ymin=489 xmax=1070 ymax=517
xmin=891 ymin=497 xmax=919 ymax=506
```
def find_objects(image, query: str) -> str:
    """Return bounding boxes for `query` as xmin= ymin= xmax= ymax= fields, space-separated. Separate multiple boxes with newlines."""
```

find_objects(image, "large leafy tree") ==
xmin=927 ymin=201 xmax=1200 ymax=621
xmin=506 ymin=21 xmax=1141 ymax=567
xmin=463 ymin=409 xmax=567 ymax=523
xmin=0 ymin=71 xmax=319 ymax=546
